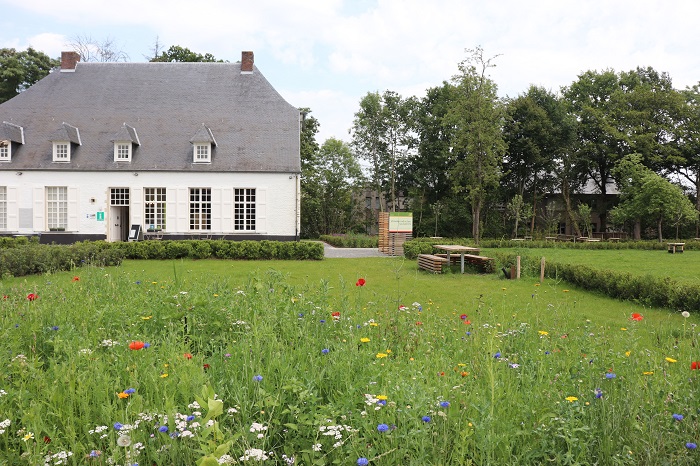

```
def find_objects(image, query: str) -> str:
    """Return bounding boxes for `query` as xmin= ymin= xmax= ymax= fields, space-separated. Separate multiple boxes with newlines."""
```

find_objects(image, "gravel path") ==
xmin=322 ymin=242 xmax=389 ymax=258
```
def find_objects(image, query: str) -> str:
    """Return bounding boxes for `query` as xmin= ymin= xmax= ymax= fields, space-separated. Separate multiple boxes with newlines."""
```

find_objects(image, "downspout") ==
xmin=295 ymin=173 xmax=300 ymax=241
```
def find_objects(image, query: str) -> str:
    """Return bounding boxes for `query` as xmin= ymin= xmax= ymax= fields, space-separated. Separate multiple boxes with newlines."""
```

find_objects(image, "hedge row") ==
xmin=0 ymin=240 xmax=324 ymax=278
xmin=489 ymin=251 xmax=700 ymax=312
xmin=320 ymin=234 xmax=378 ymax=248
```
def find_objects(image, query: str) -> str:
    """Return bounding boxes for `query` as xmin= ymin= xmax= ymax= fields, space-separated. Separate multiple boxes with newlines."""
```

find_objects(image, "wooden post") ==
xmin=516 ymin=256 xmax=521 ymax=279
xmin=540 ymin=257 xmax=545 ymax=284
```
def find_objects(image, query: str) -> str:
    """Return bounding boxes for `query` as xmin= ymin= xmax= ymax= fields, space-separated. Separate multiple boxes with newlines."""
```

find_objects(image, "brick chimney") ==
xmin=241 ymin=51 xmax=254 ymax=74
xmin=61 ymin=51 xmax=81 ymax=72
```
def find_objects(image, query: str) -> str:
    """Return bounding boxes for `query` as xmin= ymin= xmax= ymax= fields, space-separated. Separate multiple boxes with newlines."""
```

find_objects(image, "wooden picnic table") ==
xmin=668 ymin=242 xmax=685 ymax=253
xmin=434 ymin=244 xmax=480 ymax=274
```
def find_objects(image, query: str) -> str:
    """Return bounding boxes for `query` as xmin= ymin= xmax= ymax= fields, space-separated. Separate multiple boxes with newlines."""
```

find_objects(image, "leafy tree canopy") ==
xmin=150 ymin=45 xmax=225 ymax=63
xmin=0 ymin=47 xmax=58 ymax=103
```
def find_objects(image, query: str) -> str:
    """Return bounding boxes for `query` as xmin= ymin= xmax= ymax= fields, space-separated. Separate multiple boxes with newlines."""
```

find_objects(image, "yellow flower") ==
xmin=213 ymin=293 xmax=219 ymax=297
xmin=141 ymin=315 xmax=153 ymax=320
xmin=534 ymin=283 xmax=540 ymax=287
xmin=386 ymin=349 xmax=392 ymax=353
xmin=152 ymin=281 xmax=157 ymax=284
xmin=665 ymin=357 xmax=677 ymax=363
xmin=369 ymin=322 xmax=379 ymax=327
xmin=376 ymin=395 xmax=388 ymax=400
xmin=625 ymin=351 xmax=631 ymax=357
xmin=643 ymin=371 xmax=654 ymax=375
xmin=409 ymin=357 xmax=415 ymax=361
xmin=376 ymin=353 xmax=388 ymax=359
xmin=22 ymin=432 xmax=34 ymax=441
xmin=620 ymin=327 xmax=627 ymax=331
xmin=501 ymin=288 xmax=506 ymax=291
xmin=565 ymin=396 xmax=578 ymax=402
xmin=457 ymin=363 xmax=466 ymax=367
xmin=563 ymin=290 xmax=570 ymax=293
xmin=160 ymin=373 xmax=168 ymax=378
xmin=117 ymin=392 xmax=129 ymax=399
xmin=360 ymin=338 xmax=370 ymax=343
xmin=291 ymin=297 xmax=297 ymax=303
xmin=538 ymin=330 xmax=549 ymax=336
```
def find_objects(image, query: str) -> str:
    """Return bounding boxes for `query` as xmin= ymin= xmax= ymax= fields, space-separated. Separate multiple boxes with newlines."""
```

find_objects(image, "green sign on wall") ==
xmin=96 ymin=212 xmax=105 ymax=221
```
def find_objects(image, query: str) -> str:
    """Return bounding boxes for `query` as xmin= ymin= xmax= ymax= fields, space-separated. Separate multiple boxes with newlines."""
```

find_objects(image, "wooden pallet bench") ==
xmin=462 ymin=254 xmax=496 ymax=273
xmin=417 ymin=254 xmax=449 ymax=273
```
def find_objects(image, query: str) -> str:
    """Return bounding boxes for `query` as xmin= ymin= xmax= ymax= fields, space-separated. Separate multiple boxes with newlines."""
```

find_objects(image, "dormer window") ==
xmin=53 ymin=141 xmax=70 ymax=162
xmin=190 ymin=124 xmax=217 ymax=164
xmin=0 ymin=141 xmax=10 ymax=162
xmin=194 ymin=143 xmax=211 ymax=163
xmin=111 ymin=124 xmax=140 ymax=163
xmin=114 ymin=142 xmax=132 ymax=161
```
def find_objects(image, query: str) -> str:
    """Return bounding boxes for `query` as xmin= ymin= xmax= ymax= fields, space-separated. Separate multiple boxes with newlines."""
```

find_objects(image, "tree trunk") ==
xmin=472 ymin=202 xmax=481 ymax=244
xmin=658 ymin=218 xmax=663 ymax=242
xmin=530 ymin=189 xmax=537 ymax=236
xmin=562 ymin=181 xmax=581 ymax=236
xmin=633 ymin=220 xmax=641 ymax=240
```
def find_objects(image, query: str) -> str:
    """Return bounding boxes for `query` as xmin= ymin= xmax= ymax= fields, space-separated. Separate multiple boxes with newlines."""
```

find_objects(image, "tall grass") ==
xmin=0 ymin=261 xmax=699 ymax=465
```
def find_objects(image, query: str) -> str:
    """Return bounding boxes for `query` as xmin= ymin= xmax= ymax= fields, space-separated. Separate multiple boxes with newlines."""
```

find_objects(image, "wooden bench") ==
xmin=462 ymin=254 xmax=496 ymax=273
xmin=668 ymin=242 xmax=685 ymax=253
xmin=418 ymin=254 xmax=449 ymax=273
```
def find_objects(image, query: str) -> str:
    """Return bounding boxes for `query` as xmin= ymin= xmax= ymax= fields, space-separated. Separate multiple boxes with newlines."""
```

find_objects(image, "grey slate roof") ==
xmin=49 ymin=122 xmax=82 ymax=145
xmin=112 ymin=124 xmax=140 ymax=145
xmin=1 ymin=121 xmax=25 ymax=144
xmin=0 ymin=61 xmax=300 ymax=172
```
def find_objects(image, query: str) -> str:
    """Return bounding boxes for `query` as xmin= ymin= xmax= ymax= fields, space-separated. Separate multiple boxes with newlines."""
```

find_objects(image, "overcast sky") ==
xmin=2 ymin=0 xmax=699 ymax=144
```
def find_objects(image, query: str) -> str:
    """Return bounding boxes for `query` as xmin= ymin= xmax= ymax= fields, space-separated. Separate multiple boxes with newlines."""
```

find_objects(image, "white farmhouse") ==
xmin=0 ymin=51 xmax=301 ymax=243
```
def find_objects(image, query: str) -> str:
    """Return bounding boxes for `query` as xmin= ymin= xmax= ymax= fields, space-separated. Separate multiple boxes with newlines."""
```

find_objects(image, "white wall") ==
xmin=0 ymin=170 xmax=299 ymax=238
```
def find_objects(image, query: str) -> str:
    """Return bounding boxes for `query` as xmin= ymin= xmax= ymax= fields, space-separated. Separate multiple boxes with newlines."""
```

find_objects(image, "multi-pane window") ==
xmin=144 ymin=188 xmax=166 ymax=230
xmin=110 ymin=188 xmax=130 ymax=206
xmin=53 ymin=143 xmax=69 ymax=162
xmin=189 ymin=188 xmax=211 ymax=230
xmin=0 ymin=144 xmax=9 ymax=161
xmin=0 ymin=187 xmax=6 ymax=229
xmin=116 ymin=143 xmax=131 ymax=161
xmin=47 ymin=186 xmax=67 ymax=230
xmin=234 ymin=188 xmax=256 ymax=231
xmin=194 ymin=143 xmax=210 ymax=163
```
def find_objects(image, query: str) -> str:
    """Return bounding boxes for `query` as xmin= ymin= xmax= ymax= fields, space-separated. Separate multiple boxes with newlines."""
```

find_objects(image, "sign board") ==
xmin=96 ymin=211 xmax=105 ymax=221
xmin=128 ymin=224 xmax=141 ymax=242
xmin=389 ymin=212 xmax=413 ymax=233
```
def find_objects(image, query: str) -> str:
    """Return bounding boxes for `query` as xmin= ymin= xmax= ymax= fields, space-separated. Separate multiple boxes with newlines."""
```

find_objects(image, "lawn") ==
xmin=1 ymin=256 xmax=699 ymax=465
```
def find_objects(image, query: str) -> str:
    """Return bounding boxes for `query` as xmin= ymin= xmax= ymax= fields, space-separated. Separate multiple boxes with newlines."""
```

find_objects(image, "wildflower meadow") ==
xmin=1 ymin=258 xmax=699 ymax=465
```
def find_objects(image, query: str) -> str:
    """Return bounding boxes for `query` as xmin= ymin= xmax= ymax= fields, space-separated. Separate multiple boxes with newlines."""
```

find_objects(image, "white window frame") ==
xmin=114 ymin=142 xmax=132 ymax=162
xmin=46 ymin=186 xmax=68 ymax=230
xmin=0 ymin=186 xmax=6 ymax=230
xmin=189 ymin=188 xmax=211 ymax=230
xmin=53 ymin=142 xmax=70 ymax=162
xmin=144 ymin=187 xmax=166 ymax=230
xmin=234 ymin=188 xmax=256 ymax=231
xmin=193 ymin=143 xmax=211 ymax=163
xmin=0 ymin=143 xmax=10 ymax=162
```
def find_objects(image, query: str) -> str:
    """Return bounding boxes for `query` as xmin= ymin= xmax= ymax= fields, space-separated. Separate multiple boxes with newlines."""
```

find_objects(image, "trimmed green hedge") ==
xmin=320 ymin=234 xmax=378 ymax=248
xmin=0 ymin=240 xmax=324 ymax=278
xmin=488 ymin=251 xmax=700 ymax=312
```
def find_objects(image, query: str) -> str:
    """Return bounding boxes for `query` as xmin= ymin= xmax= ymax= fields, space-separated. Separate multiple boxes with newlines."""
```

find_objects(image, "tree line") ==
xmin=303 ymin=47 xmax=700 ymax=242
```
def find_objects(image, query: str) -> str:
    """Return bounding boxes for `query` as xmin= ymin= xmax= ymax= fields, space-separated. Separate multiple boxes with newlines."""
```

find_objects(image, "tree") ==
xmin=0 ymin=47 xmax=58 ymax=103
xmin=611 ymin=154 xmax=697 ymax=241
xmin=150 ymin=45 xmax=224 ymax=63
xmin=68 ymin=35 xmax=129 ymax=62
xmin=506 ymin=194 xmax=532 ymax=238
xmin=298 ymin=108 xmax=322 ymax=238
xmin=446 ymin=47 xmax=506 ymax=243
xmin=673 ymin=83 xmax=700 ymax=235
xmin=351 ymin=90 xmax=414 ymax=212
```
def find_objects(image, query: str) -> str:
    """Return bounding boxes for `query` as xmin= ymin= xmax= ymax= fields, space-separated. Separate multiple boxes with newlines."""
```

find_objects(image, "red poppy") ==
xmin=183 ymin=352 xmax=193 ymax=359
xmin=439 ymin=371 xmax=445 ymax=376
xmin=43 ymin=435 xmax=51 ymax=444
xmin=631 ymin=313 xmax=643 ymax=321
xmin=72 ymin=276 xmax=80 ymax=282
xmin=203 ymin=363 xmax=211 ymax=370
xmin=460 ymin=371 xmax=468 ymax=377
xmin=692 ymin=361 xmax=700 ymax=370
xmin=415 ymin=321 xmax=423 ymax=326
xmin=356 ymin=278 xmax=366 ymax=287
xmin=129 ymin=341 xmax=145 ymax=350
xmin=463 ymin=320 xmax=471 ymax=325
xmin=331 ymin=311 xmax=341 ymax=320
xmin=26 ymin=293 xmax=38 ymax=301
xmin=2 ymin=295 xmax=7 ymax=300
xmin=460 ymin=314 xmax=468 ymax=320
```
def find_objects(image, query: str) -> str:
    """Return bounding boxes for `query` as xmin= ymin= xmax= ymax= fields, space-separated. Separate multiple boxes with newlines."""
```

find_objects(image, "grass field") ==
xmin=1 ymin=255 xmax=699 ymax=465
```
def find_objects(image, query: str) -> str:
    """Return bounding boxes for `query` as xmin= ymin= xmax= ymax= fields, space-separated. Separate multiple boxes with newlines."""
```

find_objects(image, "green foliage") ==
xmin=150 ymin=45 xmax=224 ymax=62
xmin=0 ymin=47 xmax=58 ymax=103
xmin=319 ymin=234 xmax=378 ymax=248
xmin=0 ymin=242 xmax=123 ymax=277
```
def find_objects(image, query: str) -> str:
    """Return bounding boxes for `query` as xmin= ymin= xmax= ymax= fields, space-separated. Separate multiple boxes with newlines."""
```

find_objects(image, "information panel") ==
xmin=389 ymin=212 xmax=413 ymax=233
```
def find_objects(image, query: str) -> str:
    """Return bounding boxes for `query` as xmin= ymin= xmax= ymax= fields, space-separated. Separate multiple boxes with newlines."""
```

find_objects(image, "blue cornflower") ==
xmin=89 ymin=450 xmax=101 ymax=457
xmin=440 ymin=401 xmax=450 ymax=408
xmin=594 ymin=389 xmax=603 ymax=399
xmin=376 ymin=400 xmax=386 ymax=406
xmin=114 ymin=422 xmax=123 ymax=430
xmin=422 ymin=416 xmax=431 ymax=423
xmin=605 ymin=373 xmax=616 ymax=379
xmin=673 ymin=414 xmax=684 ymax=421
xmin=544 ymin=351 xmax=551 ymax=355
xmin=687 ymin=442 xmax=697 ymax=449
xmin=494 ymin=352 xmax=501 ymax=358
xmin=320 ymin=319 xmax=326 ymax=323
xmin=124 ymin=388 xmax=136 ymax=395
xmin=465 ymin=331 xmax=471 ymax=336
xmin=253 ymin=375 xmax=263 ymax=382
xmin=357 ymin=458 xmax=369 ymax=466
xmin=51 ymin=326 xmax=59 ymax=331
xmin=135 ymin=281 xmax=141 ymax=285
xmin=158 ymin=426 xmax=168 ymax=433
xmin=186 ymin=415 xmax=195 ymax=422
xmin=322 ymin=348 xmax=330 ymax=354
xmin=377 ymin=423 xmax=389 ymax=432
xmin=298 ymin=313 xmax=304 ymax=318
xmin=143 ymin=342 xmax=151 ymax=348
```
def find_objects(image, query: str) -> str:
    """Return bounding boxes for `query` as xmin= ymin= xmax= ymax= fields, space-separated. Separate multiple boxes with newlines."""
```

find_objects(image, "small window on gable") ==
xmin=114 ymin=142 xmax=132 ymax=162
xmin=0 ymin=141 xmax=10 ymax=162
xmin=194 ymin=143 xmax=211 ymax=163
xmin=53 ymin=142 xmax=70 ymax=162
